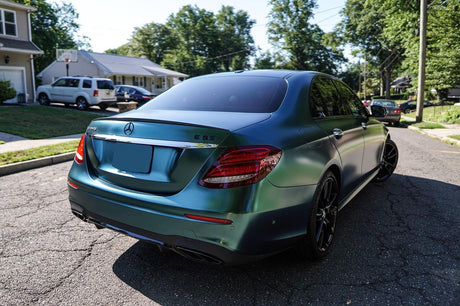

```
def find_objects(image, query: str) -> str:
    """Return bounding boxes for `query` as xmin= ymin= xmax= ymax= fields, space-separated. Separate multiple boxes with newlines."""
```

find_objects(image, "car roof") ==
xmin=191 ymin=70 xmax=324 ymax=81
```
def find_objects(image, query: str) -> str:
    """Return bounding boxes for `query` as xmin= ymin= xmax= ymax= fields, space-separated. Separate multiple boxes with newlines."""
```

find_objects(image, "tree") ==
xmin=160 ymin=5 xmax=255 ymax=76
xmin=105 ymin=44 xmax=130 ymax=56
xmin=0 ymin=80 xmax=17 ymax=104
xmin=216 ymin=6 xmax=256 ymax=71
xmin=267 ymin=0 xmax=344 ymax=74
xmin=254 ymin=51 xmax=276 ymax=69
xmin=129 ymin=23 xmax=178 ymax=64
xmin=12 ymin=0 xmax=88 ymax=74
xmin=338 ymin=0 xmax=405 ymax=98
xmin=382 ymin=0 xmax=460 ymax=102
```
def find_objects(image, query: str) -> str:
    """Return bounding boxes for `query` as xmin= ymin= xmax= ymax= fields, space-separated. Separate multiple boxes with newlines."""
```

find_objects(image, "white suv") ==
xmin=36 ymin=76 xmax=117 ymax=110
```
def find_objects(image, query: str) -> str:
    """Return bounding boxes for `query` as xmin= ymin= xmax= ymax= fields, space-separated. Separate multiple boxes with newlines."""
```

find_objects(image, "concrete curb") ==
xmin=0 ymin=152 xmax=75 ymax=176
xmin=408 ymin=126 xmax=460 ymax=148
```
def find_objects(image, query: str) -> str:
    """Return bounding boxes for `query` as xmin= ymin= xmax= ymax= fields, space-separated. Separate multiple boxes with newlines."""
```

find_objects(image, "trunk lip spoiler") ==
xmin=89 ymin=133 xmax=218 ymax=149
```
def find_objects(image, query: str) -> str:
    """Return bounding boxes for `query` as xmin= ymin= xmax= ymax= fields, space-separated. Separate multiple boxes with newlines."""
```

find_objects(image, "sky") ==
xmin=55 ymin=0 xmax=346 ymax=56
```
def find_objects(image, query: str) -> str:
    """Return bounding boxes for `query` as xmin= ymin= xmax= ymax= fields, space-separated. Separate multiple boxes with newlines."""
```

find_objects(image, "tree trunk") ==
xmin=385 ymin=69 xmax=391 ymax=99
xmin=380 ymin=71 xmax=384 ymax=96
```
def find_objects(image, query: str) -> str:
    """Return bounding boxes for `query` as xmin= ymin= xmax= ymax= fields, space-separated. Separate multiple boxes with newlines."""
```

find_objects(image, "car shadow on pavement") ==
xmin=111 ymin=174 xmax=460 ymax=305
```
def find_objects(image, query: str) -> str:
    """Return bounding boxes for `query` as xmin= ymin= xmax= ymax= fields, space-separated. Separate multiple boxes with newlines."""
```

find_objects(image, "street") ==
xmin=1 ymin=127 xmax=459 ymax=305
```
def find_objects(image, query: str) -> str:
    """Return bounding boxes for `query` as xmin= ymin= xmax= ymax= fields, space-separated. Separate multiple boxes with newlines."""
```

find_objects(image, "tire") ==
xmin=98 ymin=104 xmax=108 ymax=110
xmin=76 ymin=97 xmax=88 ymax=111
xmin=297 ymin=171 xmax=339 ymax=260
xmin=38 ymin=93 xmax=50 ymax=105
xmin=404 ymin=109 xmax=411 ymax=114
xmin=392 ymin=121 xmax=400 ymax=127
xmin=373 ymin=139 xmax=398 ymax=183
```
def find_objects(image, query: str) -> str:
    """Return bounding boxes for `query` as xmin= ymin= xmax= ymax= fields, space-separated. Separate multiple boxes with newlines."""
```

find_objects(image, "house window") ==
xmin=122 ymin=76 xmax=125 ymax=84
xmin=144 ymin=77 xmax=147 ymax=88
xmin=0 ymin=9 xmax=17 ymax=36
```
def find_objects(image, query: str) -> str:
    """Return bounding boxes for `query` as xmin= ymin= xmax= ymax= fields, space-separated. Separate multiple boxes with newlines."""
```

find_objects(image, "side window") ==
xmin=309 ymin=77 xmax=350 ymax=118
xmin=53 ymin=79 xmax=67 ymax=87
xmin=83 ymin=80 xmax=92 ymax=88
xmin=334 ymin=81 xmax=368 ymax=117
xmin=67 ymin=79 xmax=79 ymax=88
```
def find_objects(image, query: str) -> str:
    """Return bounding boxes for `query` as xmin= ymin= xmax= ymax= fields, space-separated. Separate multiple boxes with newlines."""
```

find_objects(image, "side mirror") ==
xmin=370 ymin=105 xmax=387 ymax=117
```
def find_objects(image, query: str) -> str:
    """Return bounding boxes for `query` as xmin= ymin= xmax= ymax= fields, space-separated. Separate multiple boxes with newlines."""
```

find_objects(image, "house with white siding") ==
xmin=37 ymin=51 xmax=188 ymax=95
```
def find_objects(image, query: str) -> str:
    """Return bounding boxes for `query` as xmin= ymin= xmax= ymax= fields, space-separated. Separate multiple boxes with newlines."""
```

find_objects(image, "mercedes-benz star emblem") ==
xmin=124 ymin=122 xmax=134 ymax=136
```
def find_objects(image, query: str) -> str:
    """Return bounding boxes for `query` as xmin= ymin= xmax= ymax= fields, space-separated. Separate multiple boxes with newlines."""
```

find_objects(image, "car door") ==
xmin=309 ymin=76 xmax=365 ymax=194
xmin=49 ymin=78 xmax=67 ymax=101
xmin=334 ymin=80 xmax=385 ymax=177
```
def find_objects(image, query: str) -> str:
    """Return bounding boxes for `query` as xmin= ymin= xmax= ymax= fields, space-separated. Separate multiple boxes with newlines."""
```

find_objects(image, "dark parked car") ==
xmin=68 ymin=70 xmax=398 ymax=265
xmin=370 ymin=99 xmax=402 ymax=126
xmin=398 ymin=100 xmax=433 ymax=114
xmin=115 ymin=85 xmax=154 ymax=105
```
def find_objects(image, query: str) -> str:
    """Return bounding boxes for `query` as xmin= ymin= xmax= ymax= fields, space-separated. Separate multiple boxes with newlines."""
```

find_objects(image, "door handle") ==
xmin=332 ymin=128 xmax=343 ymax=138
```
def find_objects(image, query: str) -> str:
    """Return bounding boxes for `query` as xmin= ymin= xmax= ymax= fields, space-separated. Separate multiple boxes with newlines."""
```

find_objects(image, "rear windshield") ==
xmin=141 ymin=76 xmax=287 ymax=113
xmin=97 ymin=80 xmax=114 ymax=90
xmin=372 ymin=100 xmax=396 ymax=107
xmin=137 ymin=87 xmax=152 ymax=95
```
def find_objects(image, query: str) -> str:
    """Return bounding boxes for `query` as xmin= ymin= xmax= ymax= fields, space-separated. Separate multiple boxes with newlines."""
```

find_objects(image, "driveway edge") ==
xmin=0 ymin=152 xmax=75 ymax=176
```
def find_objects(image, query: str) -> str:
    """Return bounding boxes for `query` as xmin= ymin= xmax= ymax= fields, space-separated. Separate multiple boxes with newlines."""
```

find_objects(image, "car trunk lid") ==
xmin=85 ymin=110 xmax=270 ymax=194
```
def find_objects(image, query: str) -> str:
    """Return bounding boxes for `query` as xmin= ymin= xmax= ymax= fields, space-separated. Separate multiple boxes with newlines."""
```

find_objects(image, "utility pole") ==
xmin=416 ymin=0 xmax=427 ymax=122
xmin=358 ymin=61 xmax=362 ymax=98
xmin=363 ymin=61 xmax=367 ymax=100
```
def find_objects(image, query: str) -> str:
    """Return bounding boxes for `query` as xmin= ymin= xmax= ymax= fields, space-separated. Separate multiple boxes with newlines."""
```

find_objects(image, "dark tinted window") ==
xmin=68 ymin=79 xmax=79 ymax=87
xmin=83 ymin=79 xmax=92 ymax=88
xmin=334 ymin=80 xmax=368 ymax=117
xmin=141 ymin=76 xmax=287 ymax=113
xmin=97 ymin=80 xmax=114 ymax=90
xmin=309 ymin=77 xmax=350 ymax=117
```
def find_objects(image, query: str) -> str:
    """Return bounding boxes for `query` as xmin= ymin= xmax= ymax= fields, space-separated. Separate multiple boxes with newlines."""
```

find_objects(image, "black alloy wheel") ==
xmin=373 ymin=138 xmax=398 ymax=183
xmin=298 ymin=171 xmax=339 ymax=260
xmin=76 ymin=97 xmax=88 ymax=111
xmin=38 ymin=93 xmax=50 ymax=105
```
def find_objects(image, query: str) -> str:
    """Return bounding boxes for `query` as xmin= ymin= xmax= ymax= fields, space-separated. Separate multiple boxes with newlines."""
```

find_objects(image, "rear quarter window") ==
xmin=141 ymin=76 xmax=287 ymax=113
xmin=83 ymin=80 xmax=92 ymax=88
xmin=97 ymin=80 xmax=114 ymax=90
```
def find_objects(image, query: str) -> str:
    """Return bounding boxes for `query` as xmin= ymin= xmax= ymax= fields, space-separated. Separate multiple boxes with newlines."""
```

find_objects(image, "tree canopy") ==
xmin=109 ymin=5 xmax=256 ymax=77
xmin=266 ymin=0 xmax=345 ymax=74
xmin=339 ymin=0 xmax=460 ymax=99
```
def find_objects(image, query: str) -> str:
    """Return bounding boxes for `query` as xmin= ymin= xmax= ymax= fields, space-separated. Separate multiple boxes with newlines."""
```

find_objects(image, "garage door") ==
xmin=0 ymin=68 xmax=25 ymax=103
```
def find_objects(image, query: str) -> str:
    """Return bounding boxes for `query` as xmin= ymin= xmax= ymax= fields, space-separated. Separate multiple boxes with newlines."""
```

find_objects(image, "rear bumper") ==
xmin=374 ymin=114 xmax=400 ymax=123
xmin=67 ymin=177 xmax=314 ymax=265
xmin=71 ymin=200 xmax=268 ymax=265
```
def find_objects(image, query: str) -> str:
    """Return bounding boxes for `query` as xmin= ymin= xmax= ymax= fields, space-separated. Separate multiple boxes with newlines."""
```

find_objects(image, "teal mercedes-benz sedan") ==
xmin=68 ymin=70 xmax=398 ymax=265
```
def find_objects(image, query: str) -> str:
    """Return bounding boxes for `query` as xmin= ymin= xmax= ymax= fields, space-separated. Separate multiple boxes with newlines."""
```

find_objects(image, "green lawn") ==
xmin=0 ymin=105 xmax=104 ymax=139
xmin=404 ymin=105 xmax=460 ymax=124
xmin=411 ymin=122 xmax=445 ymax=129
xmin=0 ymin=140 xmax=79 ymax=166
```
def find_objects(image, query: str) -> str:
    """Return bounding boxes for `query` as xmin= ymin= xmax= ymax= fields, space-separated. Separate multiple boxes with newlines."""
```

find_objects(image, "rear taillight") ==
xmin=394 ymin=109 xmax=402 ymax=114
xmin=93 ymin=90 xmax=98 ymax=97
xmin=199 ymin=145 xmax=281 ymax=189
xmin=75 ymin=134 xmax=85 ymax=164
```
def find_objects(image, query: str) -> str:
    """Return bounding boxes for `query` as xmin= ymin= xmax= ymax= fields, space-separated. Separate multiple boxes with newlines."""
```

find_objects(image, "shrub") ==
xmin=0 ymin=80 xmax=17 ymax=104
xmin=441 ymin=107 xmax=460 ymax=124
